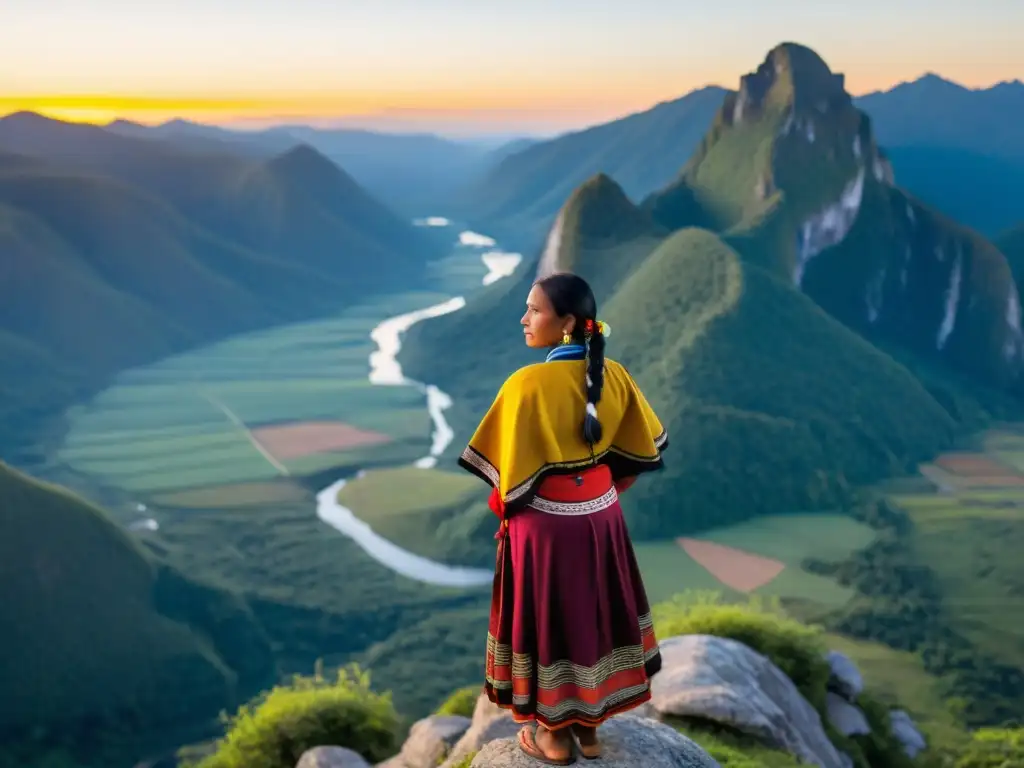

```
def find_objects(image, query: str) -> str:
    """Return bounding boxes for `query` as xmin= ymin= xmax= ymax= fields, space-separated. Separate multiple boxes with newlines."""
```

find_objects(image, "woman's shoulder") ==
xmin=499 ymin=361 xmax=549 ymax=395
xmin=500 ymin=359 xmax=586 ymax=396
xmin=603 ymin=357 xmax=632 ymax=380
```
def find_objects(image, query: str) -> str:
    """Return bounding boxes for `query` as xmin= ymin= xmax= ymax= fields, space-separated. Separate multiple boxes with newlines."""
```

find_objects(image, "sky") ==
xmin=1 ymin=0 xmax=1021 ymax=137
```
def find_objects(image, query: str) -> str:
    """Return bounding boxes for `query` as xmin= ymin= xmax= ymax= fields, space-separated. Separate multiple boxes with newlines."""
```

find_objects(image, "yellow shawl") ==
xmin=458 ymin=358 xmax=667 ymax=508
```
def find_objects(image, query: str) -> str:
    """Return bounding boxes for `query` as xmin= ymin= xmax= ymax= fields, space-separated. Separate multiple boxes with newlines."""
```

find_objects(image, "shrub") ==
xmin=436 ymin=685 xmax=481 ymax=718
xmin=652 ymin=591 xmax=831 ymax=711
xmin=677 ymin=727 xmax=804 ymax=767
xmin=189 ymin=664 xmax=400 ymax=768
xmin=954 ymin=727 xmax=1024 ymax=768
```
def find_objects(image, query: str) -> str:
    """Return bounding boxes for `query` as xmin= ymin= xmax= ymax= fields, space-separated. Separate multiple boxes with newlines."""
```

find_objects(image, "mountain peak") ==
xmin=0 ymin=110 xmax=58 ymax=127
xmin=538 ymin=172 xmax=655 ymax=277
xmin=266 ymin=143 xmax=340 ymax=180
xmin=727 ymin=42 xmax=849 ymax=125
xmin=562 ymin=173 xmax=651 ymax=240
xmin=106 ymin=118 xmax=144 ymax=129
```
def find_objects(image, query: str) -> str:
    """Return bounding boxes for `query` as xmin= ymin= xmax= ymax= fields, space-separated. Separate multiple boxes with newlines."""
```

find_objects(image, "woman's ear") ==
xmin=563 ymin=316 xmax=577 ymax=335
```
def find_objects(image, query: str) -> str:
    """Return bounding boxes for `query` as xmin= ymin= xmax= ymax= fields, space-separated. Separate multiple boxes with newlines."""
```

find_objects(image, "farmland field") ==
xmin=635 ymin=512 xmax=877 ymax=607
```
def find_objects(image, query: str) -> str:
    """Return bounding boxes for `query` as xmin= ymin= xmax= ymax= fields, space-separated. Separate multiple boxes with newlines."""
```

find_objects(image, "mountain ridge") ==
xmin=457 ymin=66 xmax=1024 ymax=248
xmin=0 ymin=460 xmax=276 ymax=763
xmin=0 ymin=115 xmax=444 ymax=457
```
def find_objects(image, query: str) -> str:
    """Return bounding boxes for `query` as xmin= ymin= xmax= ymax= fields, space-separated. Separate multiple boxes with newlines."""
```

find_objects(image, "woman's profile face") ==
xmin=521 ymin=284 xmax=573 ymax=348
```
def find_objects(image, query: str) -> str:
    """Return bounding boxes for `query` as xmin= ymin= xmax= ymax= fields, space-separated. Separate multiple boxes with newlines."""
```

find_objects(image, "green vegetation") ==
xmin=676 ymin=727 xmax=803 ymax=767
xmin=0 ymin=461 xmax=275 ymax=767
xmin=186 ymin=665 xmax=400 ymax=768
xmin=436 ymin=685 xmax=482 ymax=718
xmin=951 ymin=727 xmax=1024 ymax=767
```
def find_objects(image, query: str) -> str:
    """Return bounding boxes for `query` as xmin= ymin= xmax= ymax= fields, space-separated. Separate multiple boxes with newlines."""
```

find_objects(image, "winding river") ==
xmin=314 ymin=225 xmax=520 ymax=588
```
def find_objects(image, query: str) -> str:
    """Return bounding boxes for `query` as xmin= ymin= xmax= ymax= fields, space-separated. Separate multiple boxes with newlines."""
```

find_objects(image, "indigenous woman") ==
xmin=458 ymin=273 xmax=668 ymax=765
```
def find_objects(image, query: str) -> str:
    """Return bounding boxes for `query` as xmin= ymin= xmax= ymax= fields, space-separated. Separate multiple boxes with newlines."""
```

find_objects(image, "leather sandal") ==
xmin=518 ymin=725 xmax=576 ymax=765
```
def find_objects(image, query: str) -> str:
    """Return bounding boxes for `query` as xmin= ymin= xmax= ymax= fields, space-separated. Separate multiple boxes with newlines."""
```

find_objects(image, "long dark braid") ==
xmin=583 ymin=324 xmax=605 ymax=445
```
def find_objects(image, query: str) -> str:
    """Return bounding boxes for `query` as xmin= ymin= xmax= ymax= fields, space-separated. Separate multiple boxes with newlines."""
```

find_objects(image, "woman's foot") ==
xmin=518 ymin=725 xmax=575 ymax=765
xmin=571 ymin=724 xmax=602 ymax=759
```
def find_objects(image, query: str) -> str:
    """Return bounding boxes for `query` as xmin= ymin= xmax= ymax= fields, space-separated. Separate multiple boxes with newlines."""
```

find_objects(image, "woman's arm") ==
xmin=614 ymin=475 xmax=637 ymax=493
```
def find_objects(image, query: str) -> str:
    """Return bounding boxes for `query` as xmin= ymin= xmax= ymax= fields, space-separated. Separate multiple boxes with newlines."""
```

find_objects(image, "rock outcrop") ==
xmin=649 ymin=634 xmax=846 ymax=768
xmin=469 ymin=714 xmax=720 ymax=768
xmin=297 ymin=746 xmax=372 ymax=768
xmin=377 ymin=715 xmax=472 ymax=768
xmin=889 ymin=710 xmax=928 ymax=759
xmin=826 ymin=650 xmax=864 ymax=701
xmin=823 ymin=651 xmax=928 ymax=760
xmin=430 ymin=692 xmax=718 ymax=768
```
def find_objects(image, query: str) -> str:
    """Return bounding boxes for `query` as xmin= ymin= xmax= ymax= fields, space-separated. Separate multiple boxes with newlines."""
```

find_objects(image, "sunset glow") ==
xmin=2 ymin=0 xmax=1021 ymax=134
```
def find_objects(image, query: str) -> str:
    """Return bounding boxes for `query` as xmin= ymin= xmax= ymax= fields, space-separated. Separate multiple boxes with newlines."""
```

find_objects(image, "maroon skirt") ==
xmin=484 ymin=465 xmax=661 ymax=731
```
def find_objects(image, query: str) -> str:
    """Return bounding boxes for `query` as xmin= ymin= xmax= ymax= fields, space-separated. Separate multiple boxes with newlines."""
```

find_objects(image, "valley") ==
xmin=6 ymin=223 xmax=520 ymax=761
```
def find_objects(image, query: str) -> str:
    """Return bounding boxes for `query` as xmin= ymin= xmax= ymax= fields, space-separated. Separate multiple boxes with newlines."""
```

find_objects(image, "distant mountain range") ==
xmin=104 ymin=116 xmax=512 ymax=218
xmin=38 ymin=69 xmax=1019 ymax=248
xmin=856 ymin=73 xmax=1024 ymax=158
xmin=453 ymin=73 xmax=1024 ymax=251
xmin=0 ymin=111 xmax=446 ymax=458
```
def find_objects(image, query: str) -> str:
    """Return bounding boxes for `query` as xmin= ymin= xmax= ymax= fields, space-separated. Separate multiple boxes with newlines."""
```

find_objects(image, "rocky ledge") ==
xmin=297 ymin=633 xmax=927 ymax=768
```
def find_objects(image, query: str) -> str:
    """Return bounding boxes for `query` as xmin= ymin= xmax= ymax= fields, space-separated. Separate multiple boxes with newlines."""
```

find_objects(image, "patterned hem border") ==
xmin=485 ymin=686 xmax=654 ymax=732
